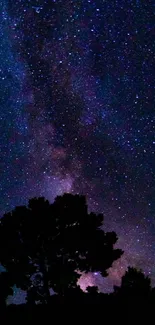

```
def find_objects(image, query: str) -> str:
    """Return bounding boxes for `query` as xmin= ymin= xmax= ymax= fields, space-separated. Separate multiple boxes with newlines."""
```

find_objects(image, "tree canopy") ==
xmin=114 ymin=267 xmax=151 ymax=297
xmin=0 ymin=193 xmax=122 ymax=304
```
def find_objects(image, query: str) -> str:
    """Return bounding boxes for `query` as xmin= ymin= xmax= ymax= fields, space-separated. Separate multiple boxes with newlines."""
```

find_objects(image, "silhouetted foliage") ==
xmin=0 ymin=194 xmax=122 ymax=304
xmin=86 ymin=286 xmax=99 ymax=294
xmin=112 ymin=267 xmax=155 ymax=321
xmin=114 ymin=267 xmax=152 ymax=298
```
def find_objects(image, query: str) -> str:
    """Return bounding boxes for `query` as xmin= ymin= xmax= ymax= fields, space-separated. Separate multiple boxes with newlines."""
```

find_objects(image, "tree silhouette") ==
xmin=0 ymin=194 xmax=123 ymax=304
xmin=114 ymin=267 xmax=151 ymax=298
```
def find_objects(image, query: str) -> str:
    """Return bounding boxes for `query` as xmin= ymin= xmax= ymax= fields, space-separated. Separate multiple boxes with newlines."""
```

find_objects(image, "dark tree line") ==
xmin=0 ymin=194 xmax=154 ymax=320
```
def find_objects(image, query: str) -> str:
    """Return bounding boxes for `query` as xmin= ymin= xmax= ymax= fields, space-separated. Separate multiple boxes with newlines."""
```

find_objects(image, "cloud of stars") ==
xmin=0 ymin=0 xmax=154 ymax=300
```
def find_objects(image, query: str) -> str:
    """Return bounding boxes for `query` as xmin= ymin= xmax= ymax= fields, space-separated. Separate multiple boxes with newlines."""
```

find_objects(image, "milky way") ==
xmin=0 ymin=0 xmax=154 ymax=299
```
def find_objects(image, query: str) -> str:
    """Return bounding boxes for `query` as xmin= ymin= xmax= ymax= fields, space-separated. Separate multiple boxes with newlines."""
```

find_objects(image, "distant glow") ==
xmin=44 ymin=175 xmax=73 ymax=202
xmin=78 ymin=273 xmax=95 ymax=291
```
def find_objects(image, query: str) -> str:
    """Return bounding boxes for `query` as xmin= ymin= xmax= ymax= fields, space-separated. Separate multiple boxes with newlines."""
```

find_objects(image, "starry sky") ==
xmin=0 ymin=0 xmax=155 ymax=300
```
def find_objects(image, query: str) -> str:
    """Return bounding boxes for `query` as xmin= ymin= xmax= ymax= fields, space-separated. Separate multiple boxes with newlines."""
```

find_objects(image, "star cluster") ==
xmin=0 ymin=0 xmax=154 ymax=294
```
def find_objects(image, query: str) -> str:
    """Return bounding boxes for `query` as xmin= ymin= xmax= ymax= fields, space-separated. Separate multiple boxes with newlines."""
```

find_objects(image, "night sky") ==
xmin=0 ymin=0 xmax=154 ymax=302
